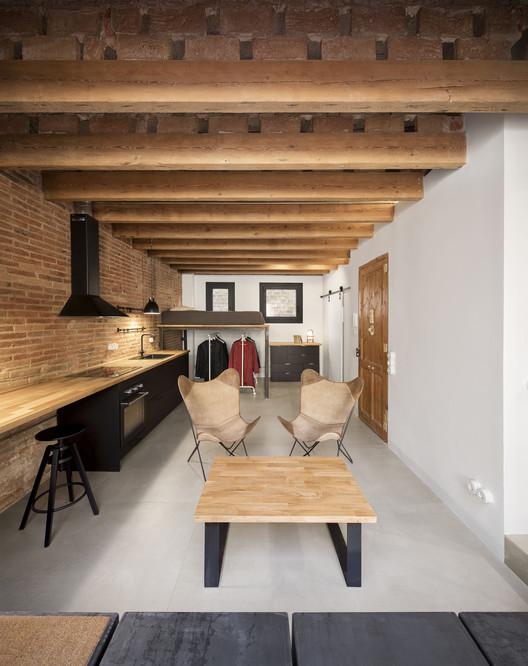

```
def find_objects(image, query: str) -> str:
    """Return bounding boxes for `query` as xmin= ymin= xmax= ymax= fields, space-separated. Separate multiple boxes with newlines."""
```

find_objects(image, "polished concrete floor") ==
xmin=1 ymin=381 xmax=528 ymax=616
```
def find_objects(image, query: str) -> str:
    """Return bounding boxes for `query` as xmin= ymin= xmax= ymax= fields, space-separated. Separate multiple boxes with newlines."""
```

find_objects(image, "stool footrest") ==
xmin=31 ymin=482 xmax=88 ymax=514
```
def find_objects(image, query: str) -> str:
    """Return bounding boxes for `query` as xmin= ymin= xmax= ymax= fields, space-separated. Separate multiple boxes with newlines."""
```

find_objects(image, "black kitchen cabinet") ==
xmin=144 ymin=356 xmax=188 ymax=431
xmin=57 ymin=354 xmax=189 ymax=472
xmin=270 ymin=344 xmax=320 ymax=381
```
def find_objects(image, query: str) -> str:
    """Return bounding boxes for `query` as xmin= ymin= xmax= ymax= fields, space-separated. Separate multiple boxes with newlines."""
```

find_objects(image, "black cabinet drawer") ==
xmin=287 ymin=347 xmax=319 ymax=361
xmin=288 ymin=352 xmax=319 ymax=364
xmin=271 ymin=370 xmax=302 ymax=382
xmin=270 ymin=347 xmax=288 ymax=363
xmin=271 ymin=362 xmax=303 ymax=375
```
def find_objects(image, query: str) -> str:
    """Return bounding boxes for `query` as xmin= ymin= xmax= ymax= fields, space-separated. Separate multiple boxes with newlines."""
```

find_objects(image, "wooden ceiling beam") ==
xmin=133 ymin=238 xmax=358 ymax=251
xmin=43 ymin=170 xmax=423 ymax=202
xmin=150 ymin=249 xmax=350 ymax=259
xmin=1 ymin=60 xmax=527 ymax=113
xmin=182 ymin=268 xmax=330 ymax=275
xmin=94 ymin=202 xmax=393 ymax=224
xmin=0 ymin=132 xmax=466 ymax=170
xmin=164 ymin=257 xmax=345 ymax=266
xmin=113 ymin=222 xmax=374 ymax=239
xmin=177 ymin=265 xmax=333 ymax=273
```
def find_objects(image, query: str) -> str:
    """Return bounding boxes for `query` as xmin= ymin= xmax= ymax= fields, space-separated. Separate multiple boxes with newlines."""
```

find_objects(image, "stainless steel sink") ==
xmin=130 ymin=354 xmax=173 ymax=360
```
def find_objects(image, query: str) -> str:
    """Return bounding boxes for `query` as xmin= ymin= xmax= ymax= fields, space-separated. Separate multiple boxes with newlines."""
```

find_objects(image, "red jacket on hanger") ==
xmin=228 ymin=338 xmax=260 ymax=388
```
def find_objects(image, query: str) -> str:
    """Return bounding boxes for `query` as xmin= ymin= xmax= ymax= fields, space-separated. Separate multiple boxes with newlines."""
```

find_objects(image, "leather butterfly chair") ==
xmin=178 ymin=368 xmax=261 ymax=480
xmin=278 ymin=369 xmax=364 ymax=463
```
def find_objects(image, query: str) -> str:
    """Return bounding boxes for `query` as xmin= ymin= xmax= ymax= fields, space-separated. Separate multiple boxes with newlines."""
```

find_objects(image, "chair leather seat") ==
xmin=197 ymin=415 xmax=260 ymax=443
xmin=278 ymin=413 xmax=342 ymax=443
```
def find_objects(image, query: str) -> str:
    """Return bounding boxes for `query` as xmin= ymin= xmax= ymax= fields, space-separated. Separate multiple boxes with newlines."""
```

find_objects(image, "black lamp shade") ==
xmin=143 ymin=296 xmax=160 ymax=315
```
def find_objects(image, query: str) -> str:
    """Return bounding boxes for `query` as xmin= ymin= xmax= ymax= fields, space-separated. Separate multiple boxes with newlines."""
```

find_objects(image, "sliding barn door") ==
xmin=358 ymin=254 xmax=388 ymax=442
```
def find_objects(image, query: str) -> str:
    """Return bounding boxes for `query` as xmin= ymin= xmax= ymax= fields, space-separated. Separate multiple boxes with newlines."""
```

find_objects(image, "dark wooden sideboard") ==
xmin=270 ymin=343 xmax=321 ymax=382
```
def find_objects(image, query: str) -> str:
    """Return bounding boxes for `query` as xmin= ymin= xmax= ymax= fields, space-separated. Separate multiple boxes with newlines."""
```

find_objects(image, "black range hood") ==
xmin=59 ymin=214 xmax=128 ymax=318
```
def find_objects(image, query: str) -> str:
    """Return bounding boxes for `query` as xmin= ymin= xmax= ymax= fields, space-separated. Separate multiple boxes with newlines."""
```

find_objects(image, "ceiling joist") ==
xmin=178 ymin=267 xmax=334 ymax=274
xmin=95 ymin=203 xmax=393 ymax=224
xmin=0 ymin=132 xmax=466 ymax=171
xmin=150 ymin=250 xmax=350 ymax=260
xmin=133 ymin=238 xmax=359 ymax=251
xmin=1 ymin=60 xmax=527 ymax=114
xmin=42 ymin=170 xmax=424 ymax=202
xmin=165 ymin=257 xmax=345 ymax=265
xmin=113 ymin=222 xmax=375 ymax=239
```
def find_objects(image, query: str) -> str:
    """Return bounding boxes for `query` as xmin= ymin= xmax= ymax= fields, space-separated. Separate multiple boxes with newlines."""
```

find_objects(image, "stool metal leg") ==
xmin=65 ymin=466 xmax=75 ymax=502
xmin=69 ymin=442 xmax=99 ymax=515
xmin=19 ymin=444 xmax=52 ymax=531
xmin=44 ymin=447 xmax=60 ymax=548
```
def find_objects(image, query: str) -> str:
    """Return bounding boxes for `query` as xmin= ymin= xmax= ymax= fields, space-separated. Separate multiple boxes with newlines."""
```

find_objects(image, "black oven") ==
xmin=120 ymin=383 xmax=149 ymax=451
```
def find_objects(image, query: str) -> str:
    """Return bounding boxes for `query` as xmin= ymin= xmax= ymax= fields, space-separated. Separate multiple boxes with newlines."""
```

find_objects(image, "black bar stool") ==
xmin=19 ymin=424 xmax=99 ymax=547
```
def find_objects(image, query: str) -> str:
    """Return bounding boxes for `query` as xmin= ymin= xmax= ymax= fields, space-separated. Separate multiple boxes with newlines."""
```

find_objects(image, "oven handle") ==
xmin=120 ymin=391 xmax=149 ymax=407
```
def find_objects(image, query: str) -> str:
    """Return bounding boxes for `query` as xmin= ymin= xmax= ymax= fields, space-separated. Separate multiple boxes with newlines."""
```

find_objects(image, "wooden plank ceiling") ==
xmin=1 ymin=60 xmax=526 ymax=275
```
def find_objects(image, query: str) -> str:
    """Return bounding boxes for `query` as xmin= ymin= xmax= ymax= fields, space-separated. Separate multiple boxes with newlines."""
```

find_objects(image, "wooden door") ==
xmin=358 ymin=254 xmax=388 ymax=442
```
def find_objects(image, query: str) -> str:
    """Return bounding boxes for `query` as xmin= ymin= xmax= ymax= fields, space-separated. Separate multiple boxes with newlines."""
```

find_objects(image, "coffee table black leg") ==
xmin=327 ymin=523 xmax=362 ymax=587
xmin=204 ymin=522 xmax=229 ymax=587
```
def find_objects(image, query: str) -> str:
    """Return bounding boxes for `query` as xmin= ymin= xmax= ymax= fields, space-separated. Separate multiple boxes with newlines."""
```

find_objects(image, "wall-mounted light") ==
xmin=143 ymin=238 xmax=160 ymax=315
xmin=306 ymin=329 xmax=315 ymax=343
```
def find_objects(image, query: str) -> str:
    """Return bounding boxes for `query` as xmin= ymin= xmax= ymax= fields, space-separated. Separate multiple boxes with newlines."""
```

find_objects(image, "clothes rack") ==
xmin=158 ymin=323 xmax=270 ymax=398
xmin=240 ymin=334 xmax=256 ymax=395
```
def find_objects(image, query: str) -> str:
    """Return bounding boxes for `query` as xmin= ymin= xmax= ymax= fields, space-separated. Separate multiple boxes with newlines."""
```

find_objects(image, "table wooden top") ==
xmin=194 ymin=456 xmax=376 ymax=524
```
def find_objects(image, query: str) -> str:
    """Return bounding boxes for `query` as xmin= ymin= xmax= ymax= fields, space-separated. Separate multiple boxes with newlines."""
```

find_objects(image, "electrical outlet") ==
xmin=107 ymin=343 xmax=119 ymax=351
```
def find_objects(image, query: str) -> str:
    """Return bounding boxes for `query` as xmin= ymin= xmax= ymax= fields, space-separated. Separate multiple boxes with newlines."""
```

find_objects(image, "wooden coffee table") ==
xmin=194 ymin=456 xmax=376 ymax=587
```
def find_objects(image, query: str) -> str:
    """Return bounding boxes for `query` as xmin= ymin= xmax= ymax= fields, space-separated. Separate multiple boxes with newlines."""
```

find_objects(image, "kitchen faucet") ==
xmin=140 ymin=333 xmax=155 ymax=358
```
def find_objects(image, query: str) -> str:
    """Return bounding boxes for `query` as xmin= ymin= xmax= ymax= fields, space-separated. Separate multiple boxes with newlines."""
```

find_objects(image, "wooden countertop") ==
xmin=269 ymin=342 xmax=321 ymax=346
xmin=0 ymin=350 xmax=189 ymax=436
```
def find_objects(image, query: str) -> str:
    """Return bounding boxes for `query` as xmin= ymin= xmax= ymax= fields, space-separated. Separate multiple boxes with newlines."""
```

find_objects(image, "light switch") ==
xmin=387 ymin=351 xmax=395 ymax=375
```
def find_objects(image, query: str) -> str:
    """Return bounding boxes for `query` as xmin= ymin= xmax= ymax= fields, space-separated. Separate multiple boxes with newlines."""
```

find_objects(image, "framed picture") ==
xmin=259 ymin=282 xmax=303 ymax=323
xmin=206 ymin=282 xmax=235 ymax=311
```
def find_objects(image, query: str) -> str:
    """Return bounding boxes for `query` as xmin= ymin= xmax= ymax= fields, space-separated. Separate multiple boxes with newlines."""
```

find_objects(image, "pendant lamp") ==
xmin=143 ymin=239 xmax=160 ymax=315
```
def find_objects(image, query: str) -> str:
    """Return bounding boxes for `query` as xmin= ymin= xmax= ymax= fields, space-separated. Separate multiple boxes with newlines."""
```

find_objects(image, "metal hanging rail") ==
xmin=320 ymin=285 xmax=351 ymax=301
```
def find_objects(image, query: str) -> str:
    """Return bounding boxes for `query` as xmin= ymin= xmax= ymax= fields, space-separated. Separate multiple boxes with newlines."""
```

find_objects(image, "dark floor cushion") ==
xmin=292 ymin=612 xmax=488 ymax=666
xmin=459 ymin=612 xmax=528 ymax=666
xmin=100 ymin=611 xmax=292 ymax=666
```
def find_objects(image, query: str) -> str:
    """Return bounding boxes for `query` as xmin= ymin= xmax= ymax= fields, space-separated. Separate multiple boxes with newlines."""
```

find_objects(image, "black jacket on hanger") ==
xmin=195 ymin=337 xmax=229 ymax=380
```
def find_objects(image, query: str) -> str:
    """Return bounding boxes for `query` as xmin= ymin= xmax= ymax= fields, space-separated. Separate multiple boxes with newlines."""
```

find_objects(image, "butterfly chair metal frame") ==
xmin=178 ymin=368 xmax=260 ymax=481
xmin=278 ymin=369 xmax=364 ymax=464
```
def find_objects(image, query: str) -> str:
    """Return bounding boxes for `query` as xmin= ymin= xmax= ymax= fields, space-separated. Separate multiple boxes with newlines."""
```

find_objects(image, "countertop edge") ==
xmin=0 ymin=350 xmax=189 ymax=437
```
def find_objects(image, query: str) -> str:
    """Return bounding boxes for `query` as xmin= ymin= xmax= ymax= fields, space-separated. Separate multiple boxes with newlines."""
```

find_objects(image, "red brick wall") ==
xmin=0 ymin=170 xmax=182 ymax=511
xmin=0 ymin=169 xmax=182 ymax=390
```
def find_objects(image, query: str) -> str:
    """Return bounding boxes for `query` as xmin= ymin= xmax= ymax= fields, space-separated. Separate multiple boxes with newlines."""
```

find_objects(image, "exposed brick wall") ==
xmin=0 ymin=1 xmax=523 ymax=61
xmin=0 ymin=169 xmax=182 ymax=390
xmin=0 ymin=414 xmax=56 ymax=513
xmin=0 ymin=169 xmax=182 ymax=510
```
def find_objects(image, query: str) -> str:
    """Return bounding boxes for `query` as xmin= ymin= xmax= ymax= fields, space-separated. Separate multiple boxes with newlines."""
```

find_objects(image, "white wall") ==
xmin=503 ymin=115 xmax=528 ymax=535
xmin=323 ymin=115 xmax=507 ymax=557
xmin=182 ymin=273 xmax=324 ymax=377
